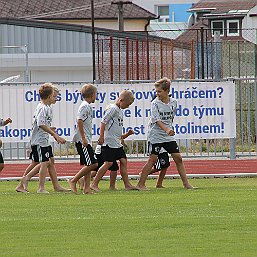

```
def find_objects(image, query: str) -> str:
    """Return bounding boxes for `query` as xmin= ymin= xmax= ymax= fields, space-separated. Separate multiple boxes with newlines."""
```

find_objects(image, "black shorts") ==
xmin=154 ymin=152 xmax=170 ymax=170
xmin=96 ymin=153 xmax=119 ymax=172
xmin=0 ymin=151 xmax=3 ymax=164
xmin=31 ymin=145 xmax=54 ymax=163
xmin=101 ymin=145 xmax=126 ymax=163
xmin=75 ymin=142 xmax=98 ymax=166
xmin=148 ymin=141 xmax=180 ymax=155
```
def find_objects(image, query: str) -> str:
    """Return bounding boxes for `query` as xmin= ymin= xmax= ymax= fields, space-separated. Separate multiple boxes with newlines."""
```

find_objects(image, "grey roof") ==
xmin=189 ymin=0 xmax=257 ymax=14
xmin=0 ymin=0 xmax=157 ymax=20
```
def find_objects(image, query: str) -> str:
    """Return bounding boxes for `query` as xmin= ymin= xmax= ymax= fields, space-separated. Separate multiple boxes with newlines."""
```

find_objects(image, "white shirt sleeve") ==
xmin=37 ymin=106 xmax=48 ymax=126
xmin=101 ymin=105 xmax=116 ymax=125
xmin=151 ymin=102 xmax=161 ymax=123
xmin=77 ymin=104 xmax=89 ymax=121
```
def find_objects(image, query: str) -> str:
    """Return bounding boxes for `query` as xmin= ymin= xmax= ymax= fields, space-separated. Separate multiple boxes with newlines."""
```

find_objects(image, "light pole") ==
xmin=111 ymin=0 xmax=132 ymax=32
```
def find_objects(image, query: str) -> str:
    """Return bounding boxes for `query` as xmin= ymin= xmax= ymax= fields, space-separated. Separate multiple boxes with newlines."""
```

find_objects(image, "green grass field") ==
xmin=0 ymin=178 xmax=256 ymax=257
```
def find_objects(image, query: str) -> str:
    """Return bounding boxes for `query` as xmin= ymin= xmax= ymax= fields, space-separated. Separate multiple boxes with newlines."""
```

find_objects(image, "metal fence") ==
xmin=1 ymin=78 xmax=256 ymax=161
xmin=95 ymin=28 xmax=257 ymax=82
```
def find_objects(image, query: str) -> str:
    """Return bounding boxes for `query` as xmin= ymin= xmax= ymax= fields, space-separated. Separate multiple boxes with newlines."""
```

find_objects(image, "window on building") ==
xmin=227 ymin=20 xmax=240 ymax=36
xmin=211 ymin=20 xmax=224 ymax=36
xmin=156 ymin=5 xmax=169 ymax=22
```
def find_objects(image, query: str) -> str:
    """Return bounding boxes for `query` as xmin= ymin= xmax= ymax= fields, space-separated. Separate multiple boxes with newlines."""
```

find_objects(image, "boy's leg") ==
xmin=171 ymin=153 xmax=194 ymax=189
xmin=69 ymin=163 xmax=98 ymax=193
xmin=91 ymin=162 xmax=113 ymax=192
xmin=155 ymin=152 xmax=170 ymax=188
xmin=83 ymin=171 xmax=92 ymax=194
xmin=19 ymin=162 xmax=41 ymax=192
xmin=0 ymin=152 xmax=4 ymax=172
xmin=156 ymin=168 xmax=167 ymax=188
xmin=47 ymin=157 xmax=70 ymax=192
xmin=78 ymin=171 xmax=97 ymax=190
xmin=15 ymin=161 xmax=39 ymax=192
xmin=137 ymin=154 xmax=158 ymax=190
xmin=37 ymin=161 xmax=50 ymax=193
xmin=70 ymin=142 xmax=98 ymax=193
xmin=119 ymin=158 xmax=137 ymax=190
xmin=109 ymin=171 xmax=118 ymax=190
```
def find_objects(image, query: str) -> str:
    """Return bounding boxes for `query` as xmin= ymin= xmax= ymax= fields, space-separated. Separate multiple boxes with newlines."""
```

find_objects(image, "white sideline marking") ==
xmin=1 ymin=173 xmax=257 ymax=181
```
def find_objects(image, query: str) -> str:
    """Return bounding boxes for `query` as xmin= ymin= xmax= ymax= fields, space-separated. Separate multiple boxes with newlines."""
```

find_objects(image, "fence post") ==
xmin=110 ymin=36 xmax=113 ymax=81
xmin=255 ymin=44 xmax=257 ymax=78
xmin=190 ymin=40 xmax=195 ymax=79
xmin=160 ymin=40 xmax=163 ymax=78
xmin=229 ymin=138 xmax=236 ymax=160
xmin=146 ymin=35 xmax=150 ymax=80
xmin=200 ymin=27 xmax=205 ymax=79
xmin=126 ymin=37 xmax=129 ymax=80
xmin=214 ymin=31 xmax=221 ymax=80
xmin=171 ymin=40 xmax=174 ymax=80
xmin=136 ymin=39 xmax=139 ymax=80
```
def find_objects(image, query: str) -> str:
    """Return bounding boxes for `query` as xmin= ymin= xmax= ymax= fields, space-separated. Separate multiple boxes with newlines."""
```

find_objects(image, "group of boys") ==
xmin=0 ymin=78 xmax=195 ymax=193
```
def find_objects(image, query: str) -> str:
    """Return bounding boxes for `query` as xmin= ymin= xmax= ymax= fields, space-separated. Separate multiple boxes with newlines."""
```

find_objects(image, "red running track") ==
xmin=1 ymin=159 xmax=257 ymax=178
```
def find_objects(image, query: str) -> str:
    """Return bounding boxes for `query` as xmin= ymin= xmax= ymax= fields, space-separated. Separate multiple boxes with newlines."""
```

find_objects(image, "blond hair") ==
xmin=39 ymin=83 xmax=54 ymax=100
xmin=119 ymin=90 xmax=134 ymax=102
xmin=154 ymin=77 xmax=171 ymax=91
xmin=81 ymin=84 xmax=97 ymax=99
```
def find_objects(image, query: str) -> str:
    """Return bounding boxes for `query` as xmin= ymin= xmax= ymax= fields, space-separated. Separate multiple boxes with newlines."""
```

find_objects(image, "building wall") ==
xmin=56 ymin=19 xmax=148 ymax=31
xmin=0 ymin=53 xmax=93 ymax=82
xmin=242 ymin=6 xmax=257 ymax=44
xmin=0 ymin=23 xmax=94 ymax=82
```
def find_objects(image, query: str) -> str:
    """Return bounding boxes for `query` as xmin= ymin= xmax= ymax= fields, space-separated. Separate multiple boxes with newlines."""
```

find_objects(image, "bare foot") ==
xmin=136 ymin=185 xmax=150 ymax=191
xmin=54 ymin=186 xmax=71 ymax=192
xmin=37 ymin=189 xmax=49 ymax=194
xmin=15 ymin=185 xmax=29 ymax=193
xmin=68 ymin=179 xmax=77 ymax=193
xmin=125 ymin=185 xmax=140 ymax=191
xmin=156 ymin=185 xmax=165 ymax=188
xmin=90 ymin=184 xmax=100 ymax=192
xmin=20 ymin=176 xmax=29 ymax=191
xmin=184 ymin=184 xmax=198 ymax=189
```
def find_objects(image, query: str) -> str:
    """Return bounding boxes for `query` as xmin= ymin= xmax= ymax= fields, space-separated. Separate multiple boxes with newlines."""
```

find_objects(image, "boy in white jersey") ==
xmin=20 ymin=83 xmax=66 ymax=193
xmin=137 ymin=77 xmax=195 ymax=190
xmin=91 ymin=90 xmax=138 ymax=192
xmin=0 ymin=117 xmax=12 ymax=173
xmin=78 ymin=129 xmax=134 ymax=191
xmin=16 ymin=85 xmax=69 ymax=193
xmin=68 ymin=84 xmax=98 ymax=194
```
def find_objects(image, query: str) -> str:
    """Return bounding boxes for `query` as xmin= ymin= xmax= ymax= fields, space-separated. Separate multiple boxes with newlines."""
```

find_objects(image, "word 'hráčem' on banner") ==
xmin=0 ymin=81 xmax=236 ymax=142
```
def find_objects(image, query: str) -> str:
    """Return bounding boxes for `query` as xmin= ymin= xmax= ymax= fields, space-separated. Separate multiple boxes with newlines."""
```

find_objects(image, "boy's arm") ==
xmin=120 ymin=129 xmax=134 ymax=147
xmin=77 ymin=119 xmax=88 ymax=146
xmin=39 ymin=125 xmax=66 ymax=144
xmin=4 ymin=118 xmax=12 ymax=125
xmin=121 ymin=129 xmax=134 ymax=140
xmin=98 ymin=122 xmax=106 ymax=145
xmin=156 ymin=121 xmax=175 ymax=136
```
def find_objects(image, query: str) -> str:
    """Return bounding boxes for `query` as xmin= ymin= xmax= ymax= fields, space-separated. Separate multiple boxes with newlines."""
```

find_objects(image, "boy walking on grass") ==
xmin=137 ymin=77 xmax=195 ymax=190
xmin=16 ymin=85 xmax=69 ymax=193
xmin=68 ymin=84 xmax=98 ymax=194
xmin=78 ymin=129 xmax=134 ymax=191
xmin=91 ymin=90 xmax=138 ymax=192
xmin=19 ymin=83 xmax=66 ymax=193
